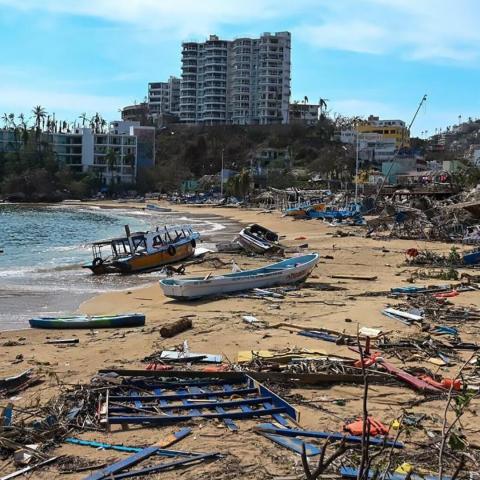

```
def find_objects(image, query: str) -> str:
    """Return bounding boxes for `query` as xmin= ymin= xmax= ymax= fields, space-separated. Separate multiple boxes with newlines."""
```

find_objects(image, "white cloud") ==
xmin=296 ymin=0 xmax=480 ymax=63
xmin=0 ymin=0 xmax=312 ymax=38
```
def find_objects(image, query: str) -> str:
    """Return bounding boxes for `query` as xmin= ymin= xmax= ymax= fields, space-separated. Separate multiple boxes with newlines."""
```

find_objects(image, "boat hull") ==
xmin=29 ymin=314 xmax=146 ymax=329
xmin=160 ymin=254 xmax=319 ymax=300
xmin=85 ymin=242 xmax=194 ymax=274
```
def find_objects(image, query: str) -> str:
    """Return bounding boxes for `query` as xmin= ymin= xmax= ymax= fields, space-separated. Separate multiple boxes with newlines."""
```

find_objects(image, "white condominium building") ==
xmin=179 ymin=32 xmax=291 ymax=125
xmin=148 ymin=76 xmax=181 ymax=117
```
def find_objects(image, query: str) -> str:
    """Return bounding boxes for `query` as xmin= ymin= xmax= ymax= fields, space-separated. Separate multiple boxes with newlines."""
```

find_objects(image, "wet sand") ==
xmin=1 ymin=202 xmax=479 ymax=478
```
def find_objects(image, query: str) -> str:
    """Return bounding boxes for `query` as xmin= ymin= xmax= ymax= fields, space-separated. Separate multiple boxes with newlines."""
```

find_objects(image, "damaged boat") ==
xmin=237 ymin=224 xmax=283 ymax=254
xmin=83 ymin=224 xmax=200 ymax=274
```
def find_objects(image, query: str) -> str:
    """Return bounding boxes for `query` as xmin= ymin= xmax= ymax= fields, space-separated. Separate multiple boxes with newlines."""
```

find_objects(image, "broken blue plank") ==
xmin=261 ymin=402 xmax=289 ymax=427
xmin=83 ymin=443 xmax=162 ymax=480
xmin=110 ymin=452 xmax=220 ymax=479
xmin=108 ymin=406 xmax=288 ymax=425
xmin=433 ymin=326 xmax=458 ymax=336
xmin=298 ymin=330 xmax=338 ymax=342
xmin=108 ymin=396 xmax=273 ymax=413
xmin=258 ymin=431 xmax=321 ymax=456
xmin=340 ymin=466 xmax=450 ymax=480
xmin=255 ymin=377 xmax=298 ymax=421
xmin=255 ymin=424 xmax=404 ymax=448
xmin=109 ymin=386 xmax=258 ymax=402
xmin=65 ymin=437 xmax=204 ymax=458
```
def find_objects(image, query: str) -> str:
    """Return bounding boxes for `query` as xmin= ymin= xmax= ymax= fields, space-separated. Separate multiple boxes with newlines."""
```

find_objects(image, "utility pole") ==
xmin=355 ymin=130 xmax=360 ymax=204
xmin=220 ymin=148 xmax=224 ymax=198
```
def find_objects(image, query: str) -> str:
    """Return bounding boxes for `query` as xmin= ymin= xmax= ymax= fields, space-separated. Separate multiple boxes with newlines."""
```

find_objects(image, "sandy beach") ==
xmin=1 ymin=202 xmax=479 ymax=478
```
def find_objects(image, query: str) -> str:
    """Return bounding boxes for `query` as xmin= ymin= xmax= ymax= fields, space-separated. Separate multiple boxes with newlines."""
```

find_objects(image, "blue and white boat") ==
xmin=306 ymin=203 xmax=361 ymax=221
xmin=159 ymin=253 xmax=319 ymax=300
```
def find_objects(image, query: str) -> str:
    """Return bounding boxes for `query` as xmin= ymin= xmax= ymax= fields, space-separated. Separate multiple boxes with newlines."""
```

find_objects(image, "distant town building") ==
xmin=289 ymin=102 xmax=319 ymax=125
xmin=179 ymin=32 xmax=291 ymax=125
xmin=336 ymin=131 xmax=397 ymax=164
xmin=0 ymin=121 xmax=155 ymax=184
xmin=357 ymin=116 xmax=410 ymax=148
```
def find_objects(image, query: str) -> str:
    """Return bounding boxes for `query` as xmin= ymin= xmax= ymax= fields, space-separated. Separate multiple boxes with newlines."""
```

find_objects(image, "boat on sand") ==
xmin=159 ymin=253 xmax=319 ymax=300
xmin=83 ymin=224 xmax=199 ymax=274
xmin=29 ymin=313 xmax=146 ymax=329
xmin=236 ymin=224 xmax=282 ymax=254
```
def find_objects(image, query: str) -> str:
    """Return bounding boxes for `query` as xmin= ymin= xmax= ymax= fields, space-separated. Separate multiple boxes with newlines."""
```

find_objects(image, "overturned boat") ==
xmin=159 ymin=253 xmax=319 ymax=300
xmin=83 ymin=224 xmax=200 ymax=274
xmin=237 ymin=224 xmax=282 ymax=254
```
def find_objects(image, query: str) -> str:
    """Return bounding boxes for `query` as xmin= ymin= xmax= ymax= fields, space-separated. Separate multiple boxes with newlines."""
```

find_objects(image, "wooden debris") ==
xmin=160 ymin=318 xmax=193 ymax=338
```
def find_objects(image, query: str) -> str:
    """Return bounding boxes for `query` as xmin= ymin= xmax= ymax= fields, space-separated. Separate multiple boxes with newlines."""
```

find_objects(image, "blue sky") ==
xmin=1 ymin=0 xmax=480 ymax=136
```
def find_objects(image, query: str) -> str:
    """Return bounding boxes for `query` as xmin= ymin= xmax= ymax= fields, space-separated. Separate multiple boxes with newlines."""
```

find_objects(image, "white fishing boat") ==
xmin=159 ymin=253 xmax=319 ymax=300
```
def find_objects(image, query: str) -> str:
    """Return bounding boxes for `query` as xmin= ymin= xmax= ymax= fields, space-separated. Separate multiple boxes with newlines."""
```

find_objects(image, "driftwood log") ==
xmin=160 ymin=318 xmax=193 ymax=338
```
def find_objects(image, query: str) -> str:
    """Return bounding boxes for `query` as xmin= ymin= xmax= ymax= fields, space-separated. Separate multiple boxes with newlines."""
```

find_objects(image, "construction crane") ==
xmin=372 ymin=94 xmax=428 ymax=203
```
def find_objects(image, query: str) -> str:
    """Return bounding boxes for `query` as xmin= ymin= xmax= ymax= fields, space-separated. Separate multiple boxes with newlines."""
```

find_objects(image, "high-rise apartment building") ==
xmin=148 ymin=76 xmax=181 ymax=117
xmin=179 ymin=32 xmax=291 ymax=125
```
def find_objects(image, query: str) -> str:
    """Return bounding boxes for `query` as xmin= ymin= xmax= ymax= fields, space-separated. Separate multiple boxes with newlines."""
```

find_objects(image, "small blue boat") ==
xmin=463 ymin=248 xmax=480 ymax=266
xmin=306 ymin=204 xmax=362 ymax=221
xmin=29 ymin=313 xmax=146 ymax=329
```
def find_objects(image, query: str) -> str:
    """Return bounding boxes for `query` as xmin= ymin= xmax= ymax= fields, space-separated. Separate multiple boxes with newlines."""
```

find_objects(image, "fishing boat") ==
xmin=145 ymin=204 xmax=172 ymax=213
xmin=236 ymin=224 xmax=282 ymax=254
xmin=29 ymin=313 xmax=145 ymax=329
xmin=83 ymin=224 xmax=200 ymax=274
xmin=463 ymin=247 xmax=480 ymax=266
xmin=159 ymin=253 xmax=319 ymax=300
xmin=284 ymin=201 xmax=326 ymax=218
xmin=306 ymin=204 xmax=361 ymax=221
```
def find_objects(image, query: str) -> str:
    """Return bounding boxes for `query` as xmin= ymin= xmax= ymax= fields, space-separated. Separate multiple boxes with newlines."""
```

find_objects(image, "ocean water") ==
xmin=0 ymin=203 xmax=226 ymax=330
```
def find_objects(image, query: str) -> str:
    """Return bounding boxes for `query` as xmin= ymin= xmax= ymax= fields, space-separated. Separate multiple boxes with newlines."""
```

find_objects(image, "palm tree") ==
xmin=8 ymin=113 xmax=15 ymax=128
xmin=319 ymin=98 xmax=328 ymax=117
xmin=32 ymin=105 xmax=47 ymax=130
xmin=105 ymin=148 xmax=118 ymax=185
xmin=2 ymin=113 xmax=9 ymax=129
xmin=79 ymin=113 xmax=88 ymax=127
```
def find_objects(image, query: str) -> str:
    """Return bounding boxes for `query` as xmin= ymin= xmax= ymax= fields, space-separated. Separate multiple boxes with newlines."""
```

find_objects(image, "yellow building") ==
xmin=357 ymin=115 xmax=410 ymax=148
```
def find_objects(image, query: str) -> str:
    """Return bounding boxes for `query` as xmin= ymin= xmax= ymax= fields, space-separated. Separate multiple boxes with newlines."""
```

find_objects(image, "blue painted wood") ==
xmin=261 ymin=401 xmax=289 ymax=426
xmin=121 ymin=379 xmax=246 ymax=388
xmin=130 ymin=390 xmax=142 ymax=410
xmin=65 ymin=438 xmax=196 ymax=457
xmin=258 ymin=431 xmax=321 ymax=456
xmin=192 ymin=385 xmax=238 ymax=431
xmin=83 ymin=444 xmax=160 ymax=480
xmin=108 ymin=396 xmax=273 ymax=413
xmin=108 ymin=407 xmax=287 ymax=425
xmin=109 ymin=453 xmax=220 ymax=479
xmin=255 ymin=377 xmax=298 ymax=421
xmin=256 ymin=424 xmax=404 ymax=448
xmin=177 ymin=388 xmax=201 ymax=417
xmin=110 ymin=387 xmax=258 ymax=402
xmin=340 ymin=466 xmax=450 ymax=480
